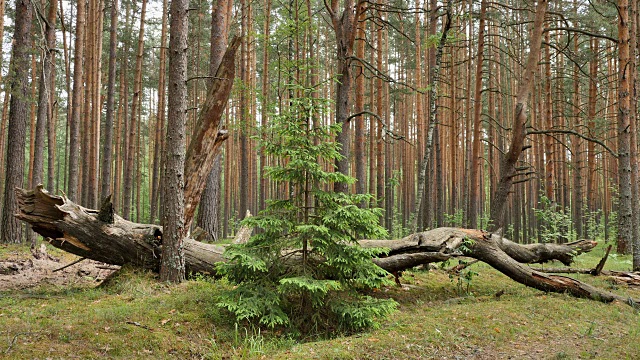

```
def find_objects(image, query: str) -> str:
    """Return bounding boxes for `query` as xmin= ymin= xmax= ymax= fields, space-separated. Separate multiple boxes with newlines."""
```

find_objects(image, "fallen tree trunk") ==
xmin=16 ymin=186 xmax=637 ymax=307
xmin=535 ymin=268 xmax=640 ymax=287
xmin=16 ymin=186 xmax=225 ymax=274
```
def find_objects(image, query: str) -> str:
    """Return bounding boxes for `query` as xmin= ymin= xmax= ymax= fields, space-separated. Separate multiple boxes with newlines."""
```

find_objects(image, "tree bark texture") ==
xmin=413 ymin=1 xmax=452 ymax=232
xmin=327 ymin=0 xmax=360 ymax=193
xmin=196 ymin=0 xmax=232 ymax=241
xmin=100 ymin=0 xmax=119 ymax=202
xmin=469 ymin=0 xmax=487 ymax=229
xmin=123 ymin=0 xmax=147 ymax=220
xmin=67 ymin=0 xmax=85 ymax=202
xmin=617 ymin=0 xmax=633 ymax=254
xmin=162 ymin=0 xmax=189 ymax=282
xmin=489 ymin=0 xmax=547 ymax=231
xmin=20 ymin=187 xmax=636 ymax=310
xmin=1 ymin=0 xmax=32 ymax=243
xmin=150 ymin=0 xmax=168 ymax=224
xmin=182 ymin=37 xmax=239 ymax=231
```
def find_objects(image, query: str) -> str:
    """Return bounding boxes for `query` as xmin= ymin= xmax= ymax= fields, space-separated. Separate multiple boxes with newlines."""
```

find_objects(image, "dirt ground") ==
xmin=0 ymin=245 xmax=118 ymax=291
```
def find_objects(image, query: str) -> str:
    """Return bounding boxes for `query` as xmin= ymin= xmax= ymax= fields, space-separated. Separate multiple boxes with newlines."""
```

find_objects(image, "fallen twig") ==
xmin=593 ymin=244 xmax=612 ymax=276
xmin=126 ymin=321 xmax=152 ymax=331
xmin=448 ymin=259 xmax=480 ymax=274
xmin=53 ymin=257 xmax=87 ymax=272
xmin=5 ymin=332 xmax=33 ymax=354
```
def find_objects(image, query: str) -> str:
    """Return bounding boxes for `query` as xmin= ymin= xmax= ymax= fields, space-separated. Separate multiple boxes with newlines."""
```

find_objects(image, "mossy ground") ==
xmin=1 ymin=242 xmax=639 ymax=359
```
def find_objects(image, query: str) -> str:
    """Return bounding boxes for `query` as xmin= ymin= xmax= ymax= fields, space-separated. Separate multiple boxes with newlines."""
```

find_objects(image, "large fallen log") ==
xmin=16 ymin=186 xmax=637 ymax=307
xmin=16 ymin=186 xmax=225 ymax=274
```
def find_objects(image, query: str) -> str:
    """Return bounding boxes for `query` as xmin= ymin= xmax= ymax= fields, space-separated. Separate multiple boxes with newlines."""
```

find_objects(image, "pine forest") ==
xmin=2 ymin=0 xmax=640 ymax=357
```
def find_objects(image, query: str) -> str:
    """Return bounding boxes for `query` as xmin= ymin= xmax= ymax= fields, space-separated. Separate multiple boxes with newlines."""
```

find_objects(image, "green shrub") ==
xmin=217 ymin=85 xmax=396 ymax=336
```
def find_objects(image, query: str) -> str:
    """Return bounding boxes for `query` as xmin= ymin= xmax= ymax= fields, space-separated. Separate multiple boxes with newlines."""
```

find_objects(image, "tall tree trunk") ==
xmin=632 ymin=0 xmax=640 ymax=270
xmin=0 ymin=0 xmax=32 ymax=243
xmin=543 ymin=31 xmax=554 ymax=203
xmin=617 ymin=0 xmax=633 ymax=254
xmin=150 ymin=0 xmax=168 ymax=224
xmin=238 ymin=0 xmax=249 ymax=218
xmin=197 ymin=0 xmax=231 ymax=240
xmin=489 ymin=0 xmax=547 ymax=231
xmin=161 ymin=0 xmax=189 ymax=282
xmin=67 ymin=0 xmax=86 ymax=202
xmin=413 ymin=1 xmax=452 ymax=232
xmin=376 ymin=16 xmax=384 ymax=210
xmin=28 ymin=0 xmax=58 ymax=246
xmin=123 ymin=0 xmax=147 ymax=220
xmin=469 ymin=0 xmax=487 ymax=229
xmin=259 ymin=0 xmax=272 ymax=211
xmin=101 ymin=0 xmax=119 ymax=203
xmin=354 ymin=3 xmax=366 ymax=198
xmin=572 ymin=33 xmax=583 ymax=238
xmin=587 ymin=38 xmax=598 ymax=212
xmin=327 ymin=0 xmax=360 ymax=193
xmin=59 ymin=0 xmax=71 ymax=194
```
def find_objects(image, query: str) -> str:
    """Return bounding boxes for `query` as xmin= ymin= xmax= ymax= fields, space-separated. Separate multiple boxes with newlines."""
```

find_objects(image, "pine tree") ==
xmin=218 ymin=85 xmax=396 ymax=335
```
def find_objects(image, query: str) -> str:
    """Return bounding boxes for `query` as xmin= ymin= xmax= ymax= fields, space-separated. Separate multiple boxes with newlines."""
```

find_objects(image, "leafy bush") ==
xmin=218 ymin=86 xmax=396 ymax=336
xmin=533 ymin=195 xmax=575 ymax=243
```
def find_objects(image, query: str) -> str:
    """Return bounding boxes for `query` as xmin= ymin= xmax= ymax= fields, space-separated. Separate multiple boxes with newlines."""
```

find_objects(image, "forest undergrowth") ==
xmin=1 ymin=243 xmax=639 ymax=359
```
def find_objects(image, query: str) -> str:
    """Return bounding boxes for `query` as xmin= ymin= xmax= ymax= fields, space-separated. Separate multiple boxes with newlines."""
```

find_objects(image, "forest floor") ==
xmin=1 ymin=241 xmax=639 ymax=359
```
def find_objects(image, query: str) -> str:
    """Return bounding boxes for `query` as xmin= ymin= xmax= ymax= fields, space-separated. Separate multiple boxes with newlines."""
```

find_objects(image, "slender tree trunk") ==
xmin=617 ymin=0 xmax=633 ymax=254
xmin=376 ymin=17 xmax=384 ymax=210
xmin=59 ymin=0 xmax=70 ymax=193
xmin=572 ymin=33 xmax=584 ymax=238
xmin=67 ymin=0 xmax=86 ymax=202
xmin=123 ymin=0 xmax=147 ymax=220
xmin=543 ymin=31 xmax=554 ymax=203
xmin=238 ymin=0 xmax=249 ymax=218
xmin=101 ymin=0 xmax=119 ymax=203
xmin=28 ymin=0 xmax=58 ymax=246
xmin=150 ymin=0 xmax=168 ymax=224
xmin=161 ymin=0 xmax=189 ymax=282
xmin=354 ymin=4 xmax=366 ymax=198
xmin=0 ymin=0 xmax=32 ymax=243
xmin=469 ymin=0 xmax=487 ymax=229
xmin=413 ymin=1 xmax=452 ymax=232
xmin=587 ymin=38 xmax=598 ymax=212
xmin=197 ymin=0 xmax=231 ymax=240
xmin=327 ymin=0 xmax=360 ymax=193
xmin=259 ymin=0 xmax=272 ymax=211
xmin=489 ymin=0 xmax=548 ymax=231
xmin=632 ymin=0 xmax=640 ymax=270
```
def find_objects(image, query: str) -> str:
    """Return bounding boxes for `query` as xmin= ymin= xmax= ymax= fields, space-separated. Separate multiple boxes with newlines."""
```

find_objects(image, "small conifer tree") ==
xmin=218 ymin=85 xmax=396 ymax=335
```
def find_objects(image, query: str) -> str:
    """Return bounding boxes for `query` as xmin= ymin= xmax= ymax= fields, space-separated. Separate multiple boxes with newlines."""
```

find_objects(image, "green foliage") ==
xmin=458 ymin=236 xmax=476 ymax=255
xmin=444 ymin=209 xmax=464 ymax=227
xmin=584 ymin=207 xmax=606 ymax=242
xmin=449 ymin=267 xmax=479 ymax=297
xmin=218 ymin=85 xmax=396 ymax=336
xmin=533 ymin=196 xmax=575 ymax=243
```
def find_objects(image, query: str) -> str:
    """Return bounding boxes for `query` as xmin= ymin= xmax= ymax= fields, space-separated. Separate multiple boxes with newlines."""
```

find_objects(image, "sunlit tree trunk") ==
xmin=67 ymin=0 xmax=86 ymax=202
xmin=617 ymin=0 xmax=633 ymax=254
xmin=0 ymin=0 xmax=32 ymax=243
xmin=469 ymin=0 xmax=487 ymax=229
xmin=197 ymin=0 xmax=231 ymax=240
xmin=101 ymin=0 xmax=119 ymax=203
xmin=161 ymin=0 xmax=189 ymax=283
xmin=28 ymin=0 xmax=58 ymax=246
